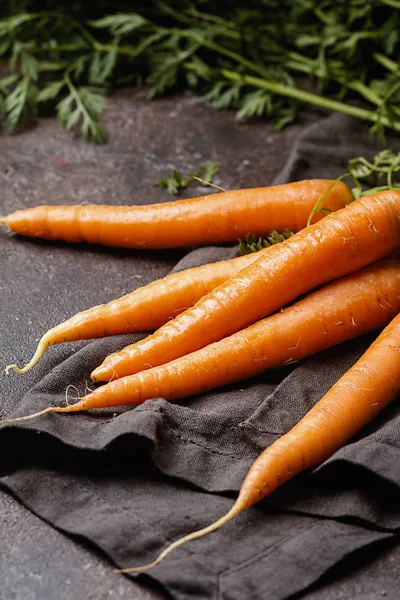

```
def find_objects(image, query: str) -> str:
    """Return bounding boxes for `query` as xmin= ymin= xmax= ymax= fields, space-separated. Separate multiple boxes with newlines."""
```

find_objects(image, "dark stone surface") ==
xmin=0 ymin=488 xmax=165 ymax=600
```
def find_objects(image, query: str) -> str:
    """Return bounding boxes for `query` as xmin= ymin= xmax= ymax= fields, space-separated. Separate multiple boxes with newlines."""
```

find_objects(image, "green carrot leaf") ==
xmin=37 ymin=80 xmax=65 ymax=103
xmin=5 ymin=76 xmax=38 ymax=131
xmin=202 ymin=160 xmax=219 ymax=184
xmin=57 ymin=82 xmax=106 ymax=143
xmin=89 ymin=13 xmax=147 ymax=36
xmin=1 ymin=2 xmax=400 ymax=141
xmin=156 ymin=161 xmax=220 ymax=195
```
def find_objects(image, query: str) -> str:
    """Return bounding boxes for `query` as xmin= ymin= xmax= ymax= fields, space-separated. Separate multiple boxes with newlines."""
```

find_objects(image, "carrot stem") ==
xmin=306 ymin=173 xmax=351 ymax=227
xmin=221 ymin=70 xmax=400 ymax=132
xmin=115 ymin=501 xmax=246 ymax=574
xmin=192 ymin=176 xmax=227 ymax=193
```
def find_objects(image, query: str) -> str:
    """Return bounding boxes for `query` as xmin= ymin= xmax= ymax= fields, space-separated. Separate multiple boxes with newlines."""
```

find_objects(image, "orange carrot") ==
xmin=92 ymin=190 xmax=400 ymax=382
xmin=5 ymin=250 xmax=263 ymax=375
xmin=92 ymin=260 xmax=400 ymax=382
xmin=0 ymin=180 xmax=351 ymax=249
xmin=115 ymin=306 xmax=400 ymax=573
xmin=2 ymin=260 xmax=400 ymax=423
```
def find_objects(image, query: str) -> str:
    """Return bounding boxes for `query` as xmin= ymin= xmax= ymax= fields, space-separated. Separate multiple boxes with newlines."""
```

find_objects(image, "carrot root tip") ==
xmin=5 ymin=362 xmax=36 ymax=375
xmin=0 ymin=406 xmax=64 ymax=425
xmin=115 ymin=502 xmax=245 ymax=574
xmin=0 ymin=399 xmax=89 ymax=426
xmin=5 ymin=363 xmax=21 ymax=375
xmin=90 ymin=366 xmax=108 ymax=381
xmin=5 ymin=335 xmax=51 ymax=375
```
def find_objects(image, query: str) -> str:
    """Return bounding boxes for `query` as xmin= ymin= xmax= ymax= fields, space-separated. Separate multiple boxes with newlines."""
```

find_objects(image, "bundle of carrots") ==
xmin=1 ymin=178 xmax=400 ymax=573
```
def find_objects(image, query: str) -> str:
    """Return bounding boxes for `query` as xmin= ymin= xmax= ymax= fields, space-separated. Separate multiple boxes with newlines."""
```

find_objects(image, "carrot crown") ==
xmin=308 ymin=150 xmax=400 ymax=226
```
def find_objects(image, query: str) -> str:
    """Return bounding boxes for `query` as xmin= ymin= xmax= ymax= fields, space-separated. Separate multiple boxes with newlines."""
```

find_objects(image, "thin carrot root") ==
xmin=0 ymin=401 xmax=86 ymax=426
xmin=0 ymin=216 xmax=7 ymax=226
xmin=115 ymin=501 xmax=245 ymax=574
xmin=5 ymin=333 xmax=51 ymax=374
xmin=65 ymin=384 xmax=81 ymax=405
xmin=5 ymin=364 xmax=20 ymax=374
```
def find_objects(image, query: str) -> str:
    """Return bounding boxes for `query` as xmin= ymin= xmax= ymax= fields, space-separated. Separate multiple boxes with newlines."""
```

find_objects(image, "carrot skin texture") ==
xmin=37 ymin=251 xmax=262 ymax=338
xmin=1 ymin=180 xmax=352 ymax=248
xmin=238 ymin=309 xmax=400 ymax=508
xmin=83 ymin=261 xmax=400 ymax=407
xmin=93 ymin=190 xmax=400 ymax=381
xmin=6 ymin=250 xmax=263 ymax=374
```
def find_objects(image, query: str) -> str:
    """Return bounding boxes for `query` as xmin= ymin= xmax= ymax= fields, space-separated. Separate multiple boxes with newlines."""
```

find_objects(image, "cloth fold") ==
xmin=1 ymin=113 xmax=399 ymax=600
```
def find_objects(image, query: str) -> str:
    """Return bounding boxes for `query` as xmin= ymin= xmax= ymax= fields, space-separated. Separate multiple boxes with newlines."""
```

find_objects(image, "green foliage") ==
xmin=348 ymin=150 xmax=400 ymax=198
xmin=156 ymin=161 xmax=219 ymax=195
xmin=89 ymin=13 xmax=148 ymax=36
xmin=239 ymin=229 xmax=294 ymax=255
xmin=307 ymin=149 xmax=400 ymax=228
xmin=240 ymin=148 xmax=400 ymax=257
xmin=5 ymin=76 xmax=38 ymax=130
xmin=0 ymin=2 xmax=400 ymax=140
xmin=57 ymin=81 xmax=106 ymax=143
xmin=201 ymin=160 xmax=219 ymax=184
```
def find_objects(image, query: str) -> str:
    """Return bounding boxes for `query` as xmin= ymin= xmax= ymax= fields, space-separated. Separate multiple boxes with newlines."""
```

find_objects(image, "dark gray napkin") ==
xmin=1 ymin=114 xmax=399 ymax=600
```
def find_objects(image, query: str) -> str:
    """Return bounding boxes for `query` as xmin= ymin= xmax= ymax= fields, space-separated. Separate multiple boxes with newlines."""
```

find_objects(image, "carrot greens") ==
xmin=239 ymin=229 xmax=293 ymax=255
xmin=307 ymin=150 xmax=400 ymax=226
xmin=156 ymin=161 xmax=219 ymax=195
xmin=348 ymin=150 xmax=400 ymax=199
xmin=1 ymin=2 xmax=400 ymax=140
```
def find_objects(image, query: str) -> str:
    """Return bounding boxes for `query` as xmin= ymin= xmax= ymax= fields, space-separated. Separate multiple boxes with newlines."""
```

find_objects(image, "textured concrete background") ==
xmin=0 ymin=89 xmax=399 ymax=599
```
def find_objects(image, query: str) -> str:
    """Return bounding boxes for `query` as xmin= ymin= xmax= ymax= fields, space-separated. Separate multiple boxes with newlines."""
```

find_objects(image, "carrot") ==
xmin=115 ymin=306 xmax=400 ymax=573
xmin=91 ymin=259 xmax=400 ymax=382
xmin=5 ymin=250 xmax=264 ymax=375
xmin=0 ymin=180 xmax=351 ymax=249
xmin=2 ymin=260 xmax=400 ymax=423
xmin=91 ymin=190 xmax=400 ymax=382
